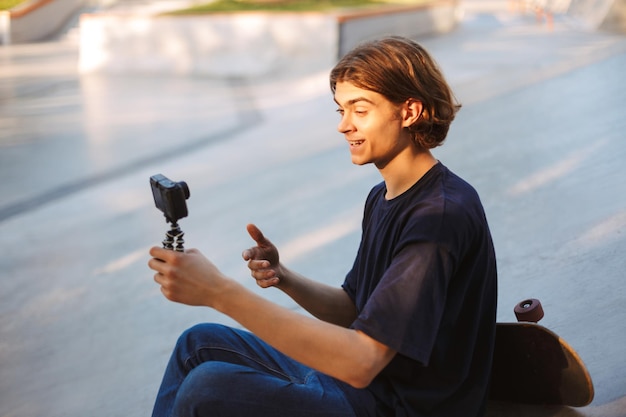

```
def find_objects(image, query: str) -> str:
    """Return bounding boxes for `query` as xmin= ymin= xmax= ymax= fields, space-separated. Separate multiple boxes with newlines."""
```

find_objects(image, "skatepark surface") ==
xmin=1 ymin=1 xmax=625 ymax=416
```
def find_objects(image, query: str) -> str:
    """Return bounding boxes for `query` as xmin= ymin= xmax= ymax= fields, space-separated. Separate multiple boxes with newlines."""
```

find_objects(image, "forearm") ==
xmin=213 ymin=279 xmax=385 ymax=388
xmin=276 ymin=265 xmax=357 ymax=328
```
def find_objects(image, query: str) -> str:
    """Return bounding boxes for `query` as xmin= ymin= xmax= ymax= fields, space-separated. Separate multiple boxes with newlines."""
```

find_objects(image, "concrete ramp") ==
xmin=568 ymin=0 xmax=626 ymax=31
xmin=3 ymin=0 xmax=85 ymax=44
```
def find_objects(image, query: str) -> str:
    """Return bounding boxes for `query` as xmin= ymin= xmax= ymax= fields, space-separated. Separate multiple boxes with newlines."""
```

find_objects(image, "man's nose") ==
xmin=337 ymin=114 xmax=353 ymax=134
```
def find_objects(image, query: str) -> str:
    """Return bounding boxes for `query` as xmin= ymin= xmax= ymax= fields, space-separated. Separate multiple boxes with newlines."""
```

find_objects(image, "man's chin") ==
xmin=350 ymin=157 xmax=370 ymax=166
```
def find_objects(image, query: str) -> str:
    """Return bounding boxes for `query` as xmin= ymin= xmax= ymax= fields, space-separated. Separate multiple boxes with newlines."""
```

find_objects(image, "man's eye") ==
xmin=336 ymin=108 xmax=344 ymax=115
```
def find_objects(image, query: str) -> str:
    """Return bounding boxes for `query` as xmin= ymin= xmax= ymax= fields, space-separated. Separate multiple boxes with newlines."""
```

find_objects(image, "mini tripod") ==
xmin=162 ymin=218 xmax=185 ymax=252
xmin=150 ymin=173 xmax=190 ymax=252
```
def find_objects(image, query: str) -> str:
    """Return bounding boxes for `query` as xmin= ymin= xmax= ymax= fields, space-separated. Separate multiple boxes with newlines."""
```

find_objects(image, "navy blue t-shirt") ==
xmin=340 ymin=162 xmax=497 ymax=417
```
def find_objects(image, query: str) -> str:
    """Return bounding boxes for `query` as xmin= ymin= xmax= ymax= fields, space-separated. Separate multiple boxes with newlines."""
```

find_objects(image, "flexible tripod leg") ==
xmin=163 ymin=222 xmax=185 ymax=252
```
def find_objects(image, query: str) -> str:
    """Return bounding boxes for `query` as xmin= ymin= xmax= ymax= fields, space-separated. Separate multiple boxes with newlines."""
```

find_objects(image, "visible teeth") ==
xmin=350 ymin=140 xmax=364 ymax=145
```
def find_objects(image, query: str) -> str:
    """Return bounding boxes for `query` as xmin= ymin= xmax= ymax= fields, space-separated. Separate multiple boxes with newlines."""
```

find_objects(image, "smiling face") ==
xmin=334 ymin=81 xmax=417 ymax=170
xmin=329 ymin=37 xmax=460 ymax=150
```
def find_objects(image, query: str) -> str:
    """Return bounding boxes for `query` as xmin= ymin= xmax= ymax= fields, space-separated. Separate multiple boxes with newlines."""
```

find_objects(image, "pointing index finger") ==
xmin=246 ymin=223 xmax=267 ymax=245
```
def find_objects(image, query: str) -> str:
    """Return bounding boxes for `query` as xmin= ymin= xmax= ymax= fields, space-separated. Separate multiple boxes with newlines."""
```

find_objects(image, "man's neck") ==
xmin=380 ymin=149 xmax=438 ymax=200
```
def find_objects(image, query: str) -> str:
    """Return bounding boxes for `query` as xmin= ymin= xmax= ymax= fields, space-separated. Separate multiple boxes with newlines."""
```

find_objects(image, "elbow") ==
xmin=342 ymin=362 xmax=379 ymax=389
xmin=340 ymin=331 xmax=394 ymax=388
xmin=345 ymin=375 xmax=374 ymax=389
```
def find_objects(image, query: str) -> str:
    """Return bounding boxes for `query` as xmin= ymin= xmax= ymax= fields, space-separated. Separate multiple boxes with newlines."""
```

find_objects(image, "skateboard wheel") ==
xmin=514 ymin=298 xmax=544 ymax=322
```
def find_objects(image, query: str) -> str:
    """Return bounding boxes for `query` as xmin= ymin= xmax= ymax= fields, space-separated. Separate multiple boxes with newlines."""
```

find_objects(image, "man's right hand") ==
xmin=242 ymin=224 xmax=283 ymax=288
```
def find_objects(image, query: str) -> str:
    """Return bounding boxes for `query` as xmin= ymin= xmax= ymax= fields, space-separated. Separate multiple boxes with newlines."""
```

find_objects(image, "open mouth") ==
xmin=349 ymin=140 xmax=364 ymax=147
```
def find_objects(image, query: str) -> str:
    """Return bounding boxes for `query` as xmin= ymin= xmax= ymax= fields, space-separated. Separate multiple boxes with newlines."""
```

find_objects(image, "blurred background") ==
xmin=1 ymin=1 xmax=625 ymax=416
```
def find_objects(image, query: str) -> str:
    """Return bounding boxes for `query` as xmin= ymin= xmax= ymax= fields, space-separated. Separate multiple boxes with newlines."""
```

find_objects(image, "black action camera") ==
xmin=150 ymin=174 xmax=190 ymax=223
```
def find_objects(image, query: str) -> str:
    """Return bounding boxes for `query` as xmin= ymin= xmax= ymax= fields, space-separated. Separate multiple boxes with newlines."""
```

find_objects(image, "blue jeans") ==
xmin=151 ymin=323 xmax=366 ymax=417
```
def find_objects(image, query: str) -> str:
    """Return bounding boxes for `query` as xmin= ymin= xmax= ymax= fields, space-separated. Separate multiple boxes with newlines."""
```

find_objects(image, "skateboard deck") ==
xmin=489 ymin=302 xmax=594 ymax=407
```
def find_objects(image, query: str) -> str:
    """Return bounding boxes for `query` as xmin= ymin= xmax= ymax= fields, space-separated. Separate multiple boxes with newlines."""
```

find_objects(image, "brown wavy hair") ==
xmin=330 ymin=36 xmax=461 ymax=149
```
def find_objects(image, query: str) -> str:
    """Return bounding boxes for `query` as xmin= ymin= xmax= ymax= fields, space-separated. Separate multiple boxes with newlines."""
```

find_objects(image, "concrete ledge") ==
xmin=79 ymin=12 xmax=338 ymax=77
xmin=337 ymin=1 xmax=461 ymax=56
xmin=3 ymin=0 xmax=86 ymax=44
xmin=567 ymin=0 xmax=626 ymax=32
xmin=78 ymin=0 xmax=460 ymax=77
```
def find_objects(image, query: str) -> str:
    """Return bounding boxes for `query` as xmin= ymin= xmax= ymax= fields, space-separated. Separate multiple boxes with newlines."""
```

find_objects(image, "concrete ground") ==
xmin=1 ymin=1 xmax=625 ymax=416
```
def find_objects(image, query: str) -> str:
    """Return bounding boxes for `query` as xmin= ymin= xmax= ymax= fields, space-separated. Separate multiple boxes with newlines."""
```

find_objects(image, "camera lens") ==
xmin=178 ymin=181 xmax=190 ymax=199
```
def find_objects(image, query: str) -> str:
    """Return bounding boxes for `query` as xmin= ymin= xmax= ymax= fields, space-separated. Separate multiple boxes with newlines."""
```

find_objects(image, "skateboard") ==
xmin=489 ymin=299 xmax=594 ymax=407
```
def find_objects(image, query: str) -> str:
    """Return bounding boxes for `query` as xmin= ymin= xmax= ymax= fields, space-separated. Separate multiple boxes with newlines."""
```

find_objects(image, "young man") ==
xmin=149 ymin=36 xmax=497 ymax=417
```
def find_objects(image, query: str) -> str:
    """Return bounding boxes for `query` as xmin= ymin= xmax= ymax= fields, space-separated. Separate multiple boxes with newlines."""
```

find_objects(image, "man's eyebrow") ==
xmin=334 ymin=97 xmax=375 ymax=107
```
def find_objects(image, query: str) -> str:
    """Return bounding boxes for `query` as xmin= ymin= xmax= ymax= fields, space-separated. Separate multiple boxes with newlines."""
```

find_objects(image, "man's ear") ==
xmin=402 ymin=99 xmax=423 ymax=127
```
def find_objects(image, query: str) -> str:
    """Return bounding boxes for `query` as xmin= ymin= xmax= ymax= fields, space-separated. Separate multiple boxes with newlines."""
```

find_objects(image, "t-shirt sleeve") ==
xmin=350 ymin=242 xmax=454 ymax=366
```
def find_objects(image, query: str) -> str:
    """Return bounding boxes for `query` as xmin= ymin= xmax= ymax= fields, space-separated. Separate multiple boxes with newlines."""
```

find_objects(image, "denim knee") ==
xmin=178 ymin=323 xmax=230 ymax=345
xmin=175 ymin=323 xmax=231 ymax=354
xmin=175 ymin=361 xmax=232 ymax=404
